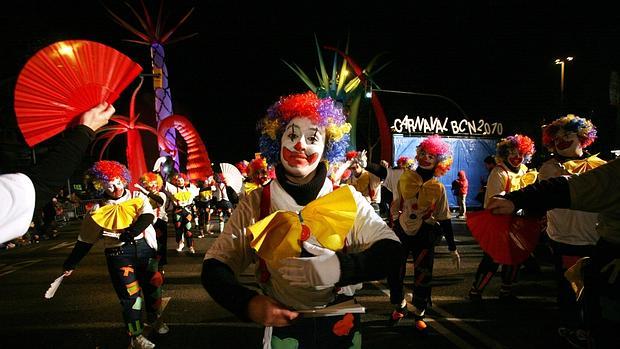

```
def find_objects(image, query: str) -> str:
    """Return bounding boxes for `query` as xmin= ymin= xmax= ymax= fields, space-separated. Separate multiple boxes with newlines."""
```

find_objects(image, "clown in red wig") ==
xmin=469 ymin=133 xmax=538 ymax=302
xmin=63 ymin=161 xmax=168 ymax=345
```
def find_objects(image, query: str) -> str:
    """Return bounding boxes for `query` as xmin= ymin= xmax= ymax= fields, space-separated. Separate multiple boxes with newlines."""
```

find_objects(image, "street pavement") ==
xmin=0 ymin=214 xmax=574 ymax=348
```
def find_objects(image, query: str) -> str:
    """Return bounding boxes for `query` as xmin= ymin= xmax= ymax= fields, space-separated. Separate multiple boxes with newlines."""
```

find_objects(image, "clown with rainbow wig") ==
xmin=202 ymin=91 xmax=401 ymax=348
xmin=62 ymin=161 xmax=168 ymax=348
xmin=469 ymin=134 xmax=537 ymax=302
xmin=539 ymin=114 xmax=605 ymax=335
xmin=387 ymin=134 xmax=460 ymax=332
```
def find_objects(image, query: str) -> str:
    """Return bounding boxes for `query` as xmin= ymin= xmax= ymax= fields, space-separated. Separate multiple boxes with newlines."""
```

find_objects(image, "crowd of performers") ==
xmin=46 ymin=91 xmax=620 ymax=348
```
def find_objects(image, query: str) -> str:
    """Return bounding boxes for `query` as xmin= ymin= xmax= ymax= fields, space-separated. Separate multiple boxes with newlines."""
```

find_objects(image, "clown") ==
xmin=62 ymin=161 xmax=167 ymax=349
xmin=539 ymin=115 xmax=604 ymax=336
xmin=166 ymin=173 xmax=199 ymax=254
xmin=469 ymin=134 xmax=537 ymax=302
xmin=343 ymin=150 xmax=382 ymax=213
xmin=202 ymin=91 xmax=401 ymax=348
xmin=135 ymin=172 xmax=169 ymax=271
xmin=243 ymin=156 xmax=274 ymax=195
xmin=387 ymin=134 xmax=460 ymax=332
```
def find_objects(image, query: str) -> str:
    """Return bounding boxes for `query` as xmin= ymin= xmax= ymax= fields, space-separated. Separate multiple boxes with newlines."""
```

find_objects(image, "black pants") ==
xmin=153 ymin=218 xmax=169 ymax=268
xmin=387 ymin=222 xmax=437 ymax=315
xmin=549 ymin=239 xmax=596 ymax=328
xmin=105 ymin=239 xmax=163 ymax=336
xmin=471 ymin=253 xmax=519 ymax=294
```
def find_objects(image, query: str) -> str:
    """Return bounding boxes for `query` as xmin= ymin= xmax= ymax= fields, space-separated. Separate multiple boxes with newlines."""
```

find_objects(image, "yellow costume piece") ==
xmin=244 ymin=182 xmax=260 ymax=194
xmin=248 ymin=186 xmax=357 ymax=267
xmin=519 ymin=170 xmax=539 ymax=187
xmin=563 ymin=154 xmax=606 ymax=175
xmin=399 ymin=169 xmax=442 ymax=209
xmin=173 ymin=190 xmax=192 ymax=203
xmin=91 ymin=198 xmax=143 ymax=230
xmin=199 ymin=190 xmax=212 ymax=200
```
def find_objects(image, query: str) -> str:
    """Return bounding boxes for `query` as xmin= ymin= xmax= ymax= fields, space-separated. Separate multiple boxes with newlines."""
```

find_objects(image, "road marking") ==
xmin=371 ymin=281 xmax=516 ymax=349
xmin=431 ymin=305 xmax=505 ymax=349
xmin=0 ymin=259 xmax=43 ymax=277
xmin=48 ymin=242 xmax=76 ymax=251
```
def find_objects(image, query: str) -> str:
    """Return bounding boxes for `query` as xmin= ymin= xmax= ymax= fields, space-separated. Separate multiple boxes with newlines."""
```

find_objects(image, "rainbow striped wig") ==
xmin=84 ymin=160 xmax=131 ymax=196
xmin=258 ymin=91 xmax=352 ymax=164
xmin=542 ymin=114 xmax=597 ymax=151
xmin=496 ymin=134 xmax=535 ymax=163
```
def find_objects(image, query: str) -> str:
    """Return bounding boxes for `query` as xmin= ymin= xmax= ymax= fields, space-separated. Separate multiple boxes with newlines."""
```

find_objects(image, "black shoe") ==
xmin=389 ymin=305 xmax=408 ymax=326
xmin=468 ymin=289 xmax=482 ymax=302
xmin=558 ymin=327 xmax=588 ymax=349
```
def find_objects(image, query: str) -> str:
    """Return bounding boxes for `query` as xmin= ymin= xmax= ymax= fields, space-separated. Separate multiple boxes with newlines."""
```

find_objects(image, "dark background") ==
xmin=2 ymin=0 xmax=620 ymax=173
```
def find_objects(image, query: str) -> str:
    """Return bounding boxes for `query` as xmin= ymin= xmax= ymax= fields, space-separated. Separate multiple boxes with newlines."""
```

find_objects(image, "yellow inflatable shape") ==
xmin=91 ymin=198 xmax=143 ymax=230
xmin=248 ymin=186 xmax=357 ymax=267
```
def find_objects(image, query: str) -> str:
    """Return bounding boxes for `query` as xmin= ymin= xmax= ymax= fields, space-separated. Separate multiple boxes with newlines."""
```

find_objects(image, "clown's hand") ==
xmin=278 ymin=241 xmax=340 ymax=288
xmin=451 ymin=250 xmax=461 ymax=270
xmin=600 ymin=258 xmax=620 ymax=284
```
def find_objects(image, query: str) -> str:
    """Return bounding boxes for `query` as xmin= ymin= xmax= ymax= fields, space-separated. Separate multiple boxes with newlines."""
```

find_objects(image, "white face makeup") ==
xmin=176 ymin=177 xmax=185 ymax=187
xmin=416 ymin=150 xmax=438 ymax=170
xmin=146 ymin=180 xmax=159 ymax=192
xmin=507 ymin=148 xmax=524 ymax=168
xmin=104 ymin=177 xmax=125 ymax=198
xmin=279 ymin=117 xmax=325 ymax=180
xmin=555 ymin=131 xmax=583 ymax=157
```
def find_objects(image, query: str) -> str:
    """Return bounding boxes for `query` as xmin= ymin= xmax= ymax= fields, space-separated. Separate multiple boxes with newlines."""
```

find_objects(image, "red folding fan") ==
xmin=466 ymin=210 xmax=545 ymax=265
xmin=14 ymin=40 xmax=143 ymax=147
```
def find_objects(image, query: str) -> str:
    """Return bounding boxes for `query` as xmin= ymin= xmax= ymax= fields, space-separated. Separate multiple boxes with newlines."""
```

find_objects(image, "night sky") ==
xmin=2 ymin=1 xmax=620 ymax=170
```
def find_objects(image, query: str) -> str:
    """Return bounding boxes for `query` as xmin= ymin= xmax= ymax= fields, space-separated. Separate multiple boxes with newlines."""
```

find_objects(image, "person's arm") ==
xmin=63 ymin=240 xmax=94 ymax=271
xmin=503 ymin=176 xmax=571 ymax=212
xmin=22 ymin=102 xmax=115 ymax=211
xmin=201 ymin=259 xmax=258 ymax=321
xmin=121 ymin=213 xmax=155 ymax=241
xmin=336 ymin=239 xmax=402 ymax=285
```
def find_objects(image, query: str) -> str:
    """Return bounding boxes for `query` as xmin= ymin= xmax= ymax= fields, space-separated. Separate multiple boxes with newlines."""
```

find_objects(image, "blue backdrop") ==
xmin=392 ymin=135 xmax=497 ymax=208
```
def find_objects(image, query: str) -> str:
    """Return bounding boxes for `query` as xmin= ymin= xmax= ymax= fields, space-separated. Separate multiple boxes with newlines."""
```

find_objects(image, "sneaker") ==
xmin=153 ymin=322 xmax=169 ymax=335
xmin=389 ymin=305 xmax=408 ymax=326
xmin=414 ymin=316 xmax=428 ymax=334
xmin=468 ymin=288 xmax=482 ymax=302
xmin=130 ymin=335 xmax=155 ymax=349
xmin=189 ymin=247 xmax=196 ymax=254
xmin=176 ymin=241 xmax=185 ymax=252
xmin=558 ymin=327 xmax=588 ymax=349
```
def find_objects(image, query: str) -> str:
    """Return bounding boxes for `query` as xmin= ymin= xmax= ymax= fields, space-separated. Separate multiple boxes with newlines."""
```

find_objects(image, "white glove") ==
xmin=451 ymin=250 xmax=461 ymax=270
xmin=278 ymin=241 xmax=341 ymax=288
xmin=600 ymin=258 xmax=620 ymax=284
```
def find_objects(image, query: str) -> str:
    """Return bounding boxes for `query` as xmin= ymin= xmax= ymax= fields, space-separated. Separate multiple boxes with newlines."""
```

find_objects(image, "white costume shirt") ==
xmin=0 ymin=173 xmax=36 ymax=244
xmin=78 ymin=190 xmax=157 ymax=249
xmin=205 ymin=177 xmax=399 ymax=310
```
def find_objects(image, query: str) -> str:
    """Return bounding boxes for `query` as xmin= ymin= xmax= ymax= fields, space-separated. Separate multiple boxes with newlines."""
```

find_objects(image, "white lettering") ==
xmin=392 ymin=116 xmax=503 ymax=136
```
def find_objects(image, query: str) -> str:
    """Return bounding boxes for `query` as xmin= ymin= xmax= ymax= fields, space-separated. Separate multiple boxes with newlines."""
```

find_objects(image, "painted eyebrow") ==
xmin=286 ymin=124 xmax=300 ymax=133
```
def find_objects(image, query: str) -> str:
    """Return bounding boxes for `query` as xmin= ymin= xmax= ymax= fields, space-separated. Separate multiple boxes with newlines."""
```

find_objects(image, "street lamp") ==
xmin=555 ymin=56 xmax=574 ymax=105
